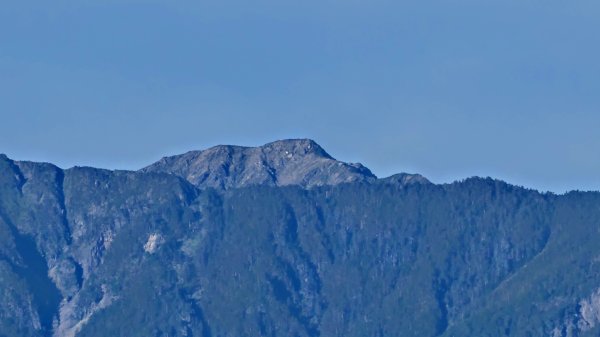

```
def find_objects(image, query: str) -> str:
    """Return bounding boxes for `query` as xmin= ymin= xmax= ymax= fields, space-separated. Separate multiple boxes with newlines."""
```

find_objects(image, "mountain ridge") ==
xmin=0 ymin=138 xmax=572 ymax=195
xmin=140 ymin=139 xmax=378 ymax=189
xmin=0 ymin=139 xmax=574 ymax=196
xmin=0 ymin=138 xmax=569 ymax=195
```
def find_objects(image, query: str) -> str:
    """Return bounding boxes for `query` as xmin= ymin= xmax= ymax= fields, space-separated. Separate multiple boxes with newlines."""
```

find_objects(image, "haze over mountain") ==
xmin=0 ymin=140 xmax=599 ymax=337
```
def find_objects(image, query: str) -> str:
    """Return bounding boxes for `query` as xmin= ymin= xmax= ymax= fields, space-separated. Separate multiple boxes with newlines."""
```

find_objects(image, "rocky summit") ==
xmin=1 ymin=140 xmax=600 ymax=337
xmin=141 ymin=139 xmax=377 ymax=189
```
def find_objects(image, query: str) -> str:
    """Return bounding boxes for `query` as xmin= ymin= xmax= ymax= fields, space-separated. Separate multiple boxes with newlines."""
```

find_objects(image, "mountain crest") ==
xmin=260 ymin=139 xmax=333 ymax=160
xmin=141 ymin=139 xmax=376 ymax=189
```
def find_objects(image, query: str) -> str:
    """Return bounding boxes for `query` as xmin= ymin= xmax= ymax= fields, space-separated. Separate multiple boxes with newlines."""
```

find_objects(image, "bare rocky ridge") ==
xmin=141 ymin=139 xmax=378 ymax=189
xmin=378 ymin=172 xmax=431 ymax=185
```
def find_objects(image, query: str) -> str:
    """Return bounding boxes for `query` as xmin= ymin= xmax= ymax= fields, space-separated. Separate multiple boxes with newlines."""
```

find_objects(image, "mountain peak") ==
xmin=380 ymin=173 xmax=431 ymax=186
xmin=141 ymin=139 xmax=376 ymax=189
xmin=260 ymin=139 xmax=334 ymax=160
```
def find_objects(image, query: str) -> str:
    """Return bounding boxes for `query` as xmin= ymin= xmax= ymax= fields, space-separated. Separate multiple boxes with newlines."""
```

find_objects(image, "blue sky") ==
xmin=1 ymin=1 xmax=599 ymax=193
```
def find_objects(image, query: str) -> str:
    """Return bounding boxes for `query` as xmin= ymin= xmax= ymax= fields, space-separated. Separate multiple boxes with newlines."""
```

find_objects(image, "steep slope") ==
xmin=2 ymin=142 xmax=600 ymax=337
xmin=141 ymin=139 xmax=376 ymax=189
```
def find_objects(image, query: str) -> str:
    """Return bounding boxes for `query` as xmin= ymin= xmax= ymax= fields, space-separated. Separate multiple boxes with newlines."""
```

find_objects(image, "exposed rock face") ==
xmin=143 ymin=233 xmax=164 ymax=254
xmin=578 ymin=289 xmax=600 ymax=331
xmin=550 ymin=287 xmax=600 ymax=337
xmin=141 ymin=139 xmax=376 ymax=189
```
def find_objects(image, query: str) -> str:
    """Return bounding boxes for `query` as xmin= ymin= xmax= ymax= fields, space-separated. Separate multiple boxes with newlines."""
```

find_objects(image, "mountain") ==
xmin=0 ymin=141 xmax=599 ymax=337
xmin=140 ymin=139 xmax=377 ymax=189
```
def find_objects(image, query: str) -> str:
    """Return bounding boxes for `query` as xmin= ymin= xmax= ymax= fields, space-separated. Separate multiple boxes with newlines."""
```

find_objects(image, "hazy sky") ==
xmin=1 ymin=1 xmax=600 ymax=193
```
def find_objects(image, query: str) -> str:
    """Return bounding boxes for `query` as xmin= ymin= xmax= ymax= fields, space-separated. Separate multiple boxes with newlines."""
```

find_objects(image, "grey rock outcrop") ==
xmin=141 ymin=139 xmax=376 ymax=189
xmin=378 ymin=173 xmax=431 ymax=186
